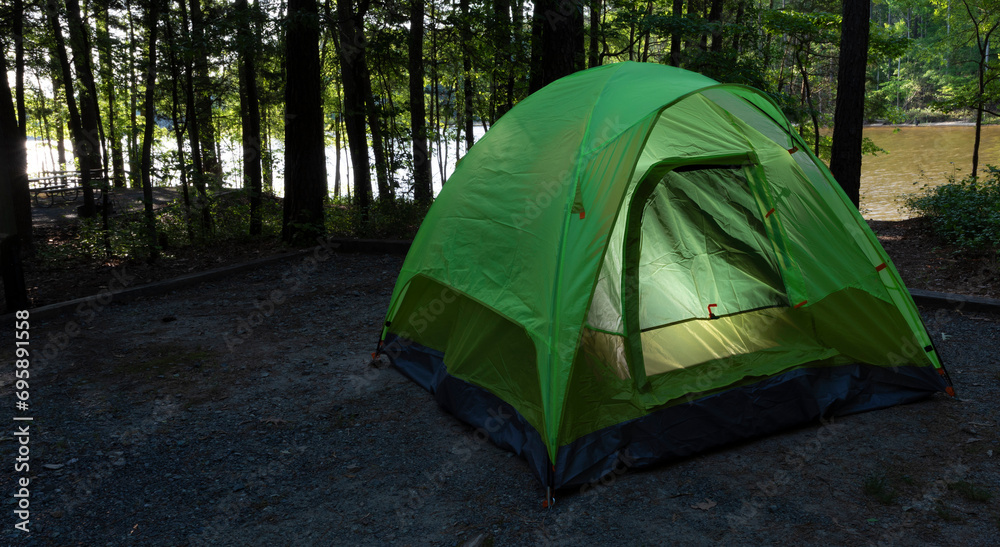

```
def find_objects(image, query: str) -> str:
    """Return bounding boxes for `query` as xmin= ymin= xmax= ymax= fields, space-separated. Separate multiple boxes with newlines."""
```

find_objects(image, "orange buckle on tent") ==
xmin=788 ymin=146 xmax=799 ymax=154
xmin=579 ymin=210 xmax=585 ymax=220
xmin=708 ymin=304 xmax=718 ymax=319
xmin=875 ymin=262 xmax=887 ymax=272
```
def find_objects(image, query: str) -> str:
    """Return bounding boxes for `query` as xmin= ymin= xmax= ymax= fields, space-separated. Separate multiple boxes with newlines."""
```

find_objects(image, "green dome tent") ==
xmin=377 ymin=62 xmax=952 ymax=495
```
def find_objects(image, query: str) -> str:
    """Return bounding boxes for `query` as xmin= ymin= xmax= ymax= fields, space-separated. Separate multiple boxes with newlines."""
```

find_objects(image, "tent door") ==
xmin=620 ymin=154 xmax=789 ymax=390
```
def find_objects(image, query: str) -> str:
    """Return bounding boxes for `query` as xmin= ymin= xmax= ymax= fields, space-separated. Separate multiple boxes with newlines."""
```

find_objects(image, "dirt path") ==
xmin=1 ymin=251 xmax=998 ymax=545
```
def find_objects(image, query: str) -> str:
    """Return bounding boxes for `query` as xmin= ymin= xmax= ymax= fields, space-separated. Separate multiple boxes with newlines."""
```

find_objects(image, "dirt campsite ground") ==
xmin=1 ymin=222 xmax=1000 ymax=545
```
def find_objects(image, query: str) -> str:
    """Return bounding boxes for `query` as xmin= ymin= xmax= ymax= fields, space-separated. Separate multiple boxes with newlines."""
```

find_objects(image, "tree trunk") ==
xmin=284 ymin=0 xmax=327 ymax=244
xmin=460 ymin=0 xmax=475 ymax=153
xmin=140 ymin=0 xmax=162 ymax=259
xmin=189 ymin=0 xmax=222 ymax=190
xmin=491 ymin=0 xmax=511 ymax=121
xmin=708 ymin=0 xmax=723 ymax=52
xmin=126 ymin=0 xmax=140 ymax=188
xmin=589 ymin=0 xmax=601 ymax=68
xmin=410 ymin=0 xmax=433 ymax=204
xmin=2 ymin=49 xmax=31 ymax=253
xmin=14 ymin=0 xmax=26 ymax=138
xmin=337 ymin=0 xmax=373 ymax=228
xmin=829 ymin=0 xmax=871 ymax=209
xmin=64 ymin=0 xmax=103 ymax=218
xmin=528 ymin=1 xmax=545 ymax=93
xmin=507 ymin=0 xmax=522 ymax=110
xmin=670 ymin=0 xmax=682 ymax=66
xmin=98 ymin=6 xmax=127 ymax=189
xmin=536 ymin=0 xmax=585 ymax=88
xmin=363 ymin=62 xmax=391 ymax=199
xmin=237 ymin=0 xmax=264 ymax=235
xmin=179 ymin=0 xmax=211 ymax=234
xmin=1 ymin=52 xmax=31 ymax=309
xmin=165 ymin=14 xmax=195 ymax=243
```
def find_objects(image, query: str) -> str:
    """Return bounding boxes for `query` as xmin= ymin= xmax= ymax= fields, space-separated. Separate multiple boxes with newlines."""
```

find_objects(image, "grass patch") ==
xmin=863 ymin=471 xmax=897 ymax=505
xmin=948 ymin=480 xmax=994 ymax=502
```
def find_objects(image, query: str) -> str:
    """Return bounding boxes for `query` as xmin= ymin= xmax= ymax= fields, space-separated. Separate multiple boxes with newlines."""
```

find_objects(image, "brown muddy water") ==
xmin=860 ymin=124 xmax=1000 ymax=219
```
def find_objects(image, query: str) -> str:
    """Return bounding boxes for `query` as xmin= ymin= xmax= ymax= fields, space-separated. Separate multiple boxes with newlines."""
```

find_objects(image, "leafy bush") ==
xmin=907 ymin=167 xmax=1000 ymax=250
xmin=326 ymin=195 xmax=428 ymax=240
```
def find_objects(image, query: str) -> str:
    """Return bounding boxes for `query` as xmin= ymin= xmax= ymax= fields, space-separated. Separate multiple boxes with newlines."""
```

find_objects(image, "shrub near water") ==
xmin=907 ymin=168 xmax=1000 ymax=250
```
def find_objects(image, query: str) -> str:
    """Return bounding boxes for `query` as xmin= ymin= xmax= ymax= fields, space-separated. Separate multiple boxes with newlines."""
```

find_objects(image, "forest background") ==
xmin=1 ymin=0 xmax=999 ymax=310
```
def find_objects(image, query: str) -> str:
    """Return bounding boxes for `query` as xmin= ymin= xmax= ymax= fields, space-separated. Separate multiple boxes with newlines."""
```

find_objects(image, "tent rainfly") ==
xmin=377 ymin=62 xmax=953 ymax=499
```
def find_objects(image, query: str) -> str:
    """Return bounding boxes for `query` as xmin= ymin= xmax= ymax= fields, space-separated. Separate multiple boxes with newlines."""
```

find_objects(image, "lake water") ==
xmin=860 ymin=125 xmax=1000 ymax=220
xmin=26 ymin=124 xmax=998 ymax=220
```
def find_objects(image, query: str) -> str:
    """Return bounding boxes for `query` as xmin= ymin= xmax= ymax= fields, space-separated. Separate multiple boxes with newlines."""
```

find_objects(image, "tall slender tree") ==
xmin=409 ymin=0 xmax=432 ymax=204
xmin=337 ymin=0 xmax=373 ymax=227
xmin=237 ymin=0 xmax=264 ymax=235
xmin=959 ymin=0 xmax=1000 ymax=179
xmin=140 ymin=0 xmax=163 ymax=257
xmin=530 ymin=0 xmax=585 ymax=91
xmin=97 ymin=4 xmax=128 ymax=188
xmin=179 ymin=0 xmax=212 ymax=233
xmin=63 ymin=0 xmax=104 ymax=217
xmin=283 ymin=0 xmax=327 ymax=243
xmin=0 ymin=52 xmax=29 ymax=310
xmin=829 ymin=0 xmax=871 ymax=208
xmin=189 ymin=0 xmax=222 ymax=190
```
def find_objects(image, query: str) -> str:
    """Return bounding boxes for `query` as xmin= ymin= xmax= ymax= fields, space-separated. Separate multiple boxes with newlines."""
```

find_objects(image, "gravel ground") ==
xmin=1 ymin=250 xmax=998 ymax=546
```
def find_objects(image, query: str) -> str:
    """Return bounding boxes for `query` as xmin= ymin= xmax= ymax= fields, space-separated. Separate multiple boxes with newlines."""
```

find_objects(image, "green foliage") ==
xmin=907 ymin=167 xmax=1000 ymax=250
xmin=35 ymin=190 xmax=284 ymax=263
xmin=326 ymin=195 xmax=429 ymax=240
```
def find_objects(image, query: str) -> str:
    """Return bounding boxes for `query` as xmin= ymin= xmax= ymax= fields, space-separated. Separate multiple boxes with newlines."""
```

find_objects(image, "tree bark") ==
xmin=284 ymin=0 xmax=327 ymax=243
xmin=460 ymin=0 xmax=475 ymax=152
xmin=528 ymin=1 xmax=544 ymax=93
xmin=140 ymin=0 xmax=162 ymax=258
xmin=829 ymin=0 xmax=871 ymax=208
xmin=670 ymin=0 xmax=682 ymax=66
xmin=126 ymin=0 xmax=141 ymax=188
xmin=179 ymin=0 xmax=212 ymax=234
xmin=237 ymin=0 xmax=264 ymax=235
xmin=98 ymin=5 xmax=128 ymax=189
xmin=165 ymin=11 xmax=195 ymax=243
xmin=1 ymin=52 xmax=30 ymax=309
xmin=409 ymin=0 xmax=432 ymax=204
xmin=337 ymin=0 xmax=373 ymax=228
xmin=588 ymin=0 xmax=601 ymax=68
xmin=14 ymin=0 xmax=26 ymax=138
xmin=189 ymin=0 xmax=222 ymax=190
xmin=531 ymin=0 xmax=585 ymax=90
xmin=64 ymin=0 xmax=103 ymax=217
xmin=363 ymin=61 xmax=391 ymax=199
xmin=2 ymin=40 xmax=31 ymax=253
xmin=708 ymin=0 xmax=723 ymax=52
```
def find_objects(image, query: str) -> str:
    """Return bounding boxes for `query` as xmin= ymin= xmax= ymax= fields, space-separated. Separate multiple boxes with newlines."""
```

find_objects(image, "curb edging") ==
xmin=5 ymin=240 xmax=999 ymax=323
xmin=2 ymin=238 xmax=411 ymax=323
